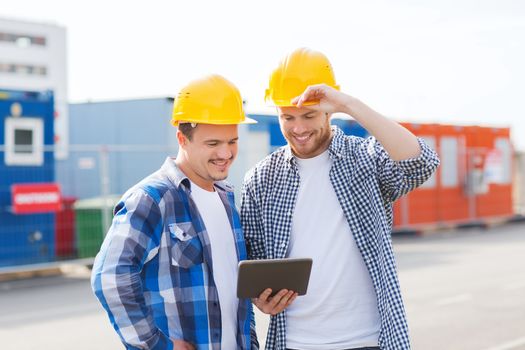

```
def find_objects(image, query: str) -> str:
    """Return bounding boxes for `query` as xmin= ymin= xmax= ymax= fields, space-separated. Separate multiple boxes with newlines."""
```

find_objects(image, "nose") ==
xmin=216 ymin=144 xmax=234 ymax=160
xmin=291 ymin=119 xmax=308 ymax=135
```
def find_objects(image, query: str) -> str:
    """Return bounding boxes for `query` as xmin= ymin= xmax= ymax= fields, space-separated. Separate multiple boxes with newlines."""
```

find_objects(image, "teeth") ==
xmin=295 ymin=135 xmax=310 ymax=141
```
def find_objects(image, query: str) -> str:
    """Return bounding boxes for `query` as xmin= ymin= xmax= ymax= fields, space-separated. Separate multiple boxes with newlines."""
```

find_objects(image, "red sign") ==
xmin=11 ymin=183 xmax=62 ymax=214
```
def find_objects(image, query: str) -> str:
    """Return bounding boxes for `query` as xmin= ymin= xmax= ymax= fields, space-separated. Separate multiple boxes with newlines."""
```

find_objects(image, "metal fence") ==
xmin=0 ymin=133 xmax=269 ymax=271
xmin=1 ymin=142 xmax=524 ymax=271
xmin=0 ymin=145 xmax=173 ymax=270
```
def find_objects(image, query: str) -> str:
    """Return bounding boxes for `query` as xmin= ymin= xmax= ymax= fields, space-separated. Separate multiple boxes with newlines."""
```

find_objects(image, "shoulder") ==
xmin=117 ymin=169 xmax=177 ymax=213
xmin=243 ymin=147 xmax=288 ymax=188
xmin=331 ymin=128 xmax=374 ymax=158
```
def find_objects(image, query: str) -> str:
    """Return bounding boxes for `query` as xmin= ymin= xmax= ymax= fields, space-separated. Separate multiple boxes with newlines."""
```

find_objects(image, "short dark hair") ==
xmin=178 ymin=123 xmax=198 ymax=141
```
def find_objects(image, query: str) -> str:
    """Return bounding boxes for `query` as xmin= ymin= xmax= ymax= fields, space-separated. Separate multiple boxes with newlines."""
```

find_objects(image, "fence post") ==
xmin=99 ymin=145 xmax=112 ymax=235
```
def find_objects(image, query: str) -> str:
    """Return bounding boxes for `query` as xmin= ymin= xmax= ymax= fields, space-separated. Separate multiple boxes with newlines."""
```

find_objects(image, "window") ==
xmin=0 ymin=62 xmax=47 ymax=76
xmin=14 ymin=129 xmax=34 ymax=153
xmin=419 ymin=136 xmax=436 ymax=188
xmin=0 ymin=32 xmax=47 ymax=47
xmin=486 ymin=138 xmax=512 ymax=184
xmin=440 ymin=136 xmax=459 ymax=188
xmin=5 ymin=117 xmax=44 ymax=166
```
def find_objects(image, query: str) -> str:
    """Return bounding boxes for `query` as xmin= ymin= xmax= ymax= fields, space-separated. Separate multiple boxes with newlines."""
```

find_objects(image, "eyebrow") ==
xmin=204 ymin=137 xmax=239 ymax=143
xmin=281 ymin=111 xmax=316 ymax=118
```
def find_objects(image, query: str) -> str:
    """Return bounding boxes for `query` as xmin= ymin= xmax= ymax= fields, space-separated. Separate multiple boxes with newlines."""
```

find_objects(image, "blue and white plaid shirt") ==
xmin=92 ymin=157 xmax=258 ymax=350
xmin=241 ymin=126 xmax=440 ymax=350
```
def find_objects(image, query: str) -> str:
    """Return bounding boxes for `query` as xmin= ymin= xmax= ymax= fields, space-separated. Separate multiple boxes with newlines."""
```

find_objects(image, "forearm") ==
xmin=249 ymin=305 xmax=259 ymax=349
xmin=91 ymin=190 xmax=171 ymax=349
xmin=93 ymin=263 xmax=171 ymax=349
xmin=341 ymin=96 xmax=421 ymax=161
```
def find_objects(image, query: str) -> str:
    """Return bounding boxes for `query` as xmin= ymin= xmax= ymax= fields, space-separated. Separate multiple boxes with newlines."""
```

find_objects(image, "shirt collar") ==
xmin=161 ymin=157 xmax=234 ymax=193
xmin=327 ymin=126 xmax=346 ymax=160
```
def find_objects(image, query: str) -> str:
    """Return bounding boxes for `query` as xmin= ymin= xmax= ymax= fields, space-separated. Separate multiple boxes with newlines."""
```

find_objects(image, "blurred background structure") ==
xmin=1 ymin=0 xmax=525 ymax=279
xmin=1 ymin=2 xmax=525 ymax=348
xmin=1 ymin=87 xmax=523 ymax=268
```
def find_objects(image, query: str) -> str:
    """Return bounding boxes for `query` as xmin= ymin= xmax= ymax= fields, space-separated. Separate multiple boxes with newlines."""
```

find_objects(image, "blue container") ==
xmin=247 ymin=113 xmax=369 ymax=151
xmin=0 ymin=89 xmax=56 ymax=266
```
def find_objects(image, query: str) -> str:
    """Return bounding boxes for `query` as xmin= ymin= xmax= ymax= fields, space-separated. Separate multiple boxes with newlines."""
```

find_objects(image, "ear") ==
xmin=176 ymin=130 xmax=187 ymax=148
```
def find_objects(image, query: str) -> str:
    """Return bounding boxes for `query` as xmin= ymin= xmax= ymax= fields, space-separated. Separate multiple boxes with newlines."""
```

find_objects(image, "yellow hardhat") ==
xmin=171 ymin=74 xmax=256 ymax=126
xmin=265 ymin=48 xmax=340 ymax=107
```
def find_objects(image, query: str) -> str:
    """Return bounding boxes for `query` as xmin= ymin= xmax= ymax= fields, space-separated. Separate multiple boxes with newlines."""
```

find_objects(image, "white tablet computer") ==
xmin=236 ymin=258 xmax=313 ymax=299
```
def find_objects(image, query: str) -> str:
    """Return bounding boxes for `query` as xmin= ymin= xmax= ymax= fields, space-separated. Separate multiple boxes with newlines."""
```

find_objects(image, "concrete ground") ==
xmin=0 ymin=222 xmax=524 ymax=350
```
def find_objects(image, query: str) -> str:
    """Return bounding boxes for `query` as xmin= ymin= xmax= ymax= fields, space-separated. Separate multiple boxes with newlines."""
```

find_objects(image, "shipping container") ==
xmin=0 ymin=89 xmax=58 ymax=266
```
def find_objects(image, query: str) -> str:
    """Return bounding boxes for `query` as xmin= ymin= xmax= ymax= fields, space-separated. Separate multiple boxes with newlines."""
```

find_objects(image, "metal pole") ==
xmin=99 ymin=145 xmax=111 ymax=236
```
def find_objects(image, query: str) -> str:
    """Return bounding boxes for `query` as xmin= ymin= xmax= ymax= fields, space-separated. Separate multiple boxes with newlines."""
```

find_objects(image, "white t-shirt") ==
xmin=286 ymin=150 xmax=381 ymax=350
xmin=190 ymin=182 xmax=238 ymax=349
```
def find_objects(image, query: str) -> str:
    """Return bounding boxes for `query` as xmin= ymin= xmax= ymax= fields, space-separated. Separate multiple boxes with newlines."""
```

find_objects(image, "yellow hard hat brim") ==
xmin=266 ymin=99 xmax=320 ymax=108
xmin=172 ymin=116 xmax=257 ymax=127
xmin=265 ymin=84 xmax=340 ymax=107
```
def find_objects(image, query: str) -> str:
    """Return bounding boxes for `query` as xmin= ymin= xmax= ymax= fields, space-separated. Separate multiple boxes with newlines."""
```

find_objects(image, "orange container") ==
xmin=393 ymin=123 xmax=513 ymax=230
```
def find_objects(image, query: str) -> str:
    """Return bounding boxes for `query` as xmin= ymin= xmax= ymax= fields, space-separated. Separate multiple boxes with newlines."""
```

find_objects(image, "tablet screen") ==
xmin=236 ymin=258 xmax=313 ymax=299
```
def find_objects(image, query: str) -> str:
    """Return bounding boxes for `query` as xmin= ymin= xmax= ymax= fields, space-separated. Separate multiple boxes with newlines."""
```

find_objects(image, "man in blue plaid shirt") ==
xmin=241 ymin=48 xmax=440 ymax=350
xmin=92 ymin=75 xmax=259 ymax=350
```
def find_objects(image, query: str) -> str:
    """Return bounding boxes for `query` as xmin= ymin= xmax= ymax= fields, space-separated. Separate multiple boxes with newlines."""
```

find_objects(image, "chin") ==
xmin=211 ymin=173 xmax=228 ymax=181
xmin=295 ymin=146 xmax=313 ymax=155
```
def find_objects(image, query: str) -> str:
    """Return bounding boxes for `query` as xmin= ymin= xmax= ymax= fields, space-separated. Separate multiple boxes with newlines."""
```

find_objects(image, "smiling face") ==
xmin=277 ymin=106 xmax=333 ymax=159
xmin=176 ymin=123 xmax=238 ymax=191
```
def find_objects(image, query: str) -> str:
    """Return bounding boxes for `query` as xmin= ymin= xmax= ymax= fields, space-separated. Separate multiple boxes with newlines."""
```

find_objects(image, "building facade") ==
xmin=0 ymin=17 xmax=68 ymax=159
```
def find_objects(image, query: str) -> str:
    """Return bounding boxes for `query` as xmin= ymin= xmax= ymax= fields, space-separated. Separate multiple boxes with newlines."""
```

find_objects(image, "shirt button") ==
xmin=214 ymin=302 xmax=218 ymax=307
xmin=288 ymin=210 xmax=293 ymax=216
xmin=280 ymin=242 xmax=286 ymax=248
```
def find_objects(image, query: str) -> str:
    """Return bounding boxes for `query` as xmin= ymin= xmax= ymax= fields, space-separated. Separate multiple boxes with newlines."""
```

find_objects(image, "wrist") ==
xmin=338 ymin=95 xmax=359 ymax=116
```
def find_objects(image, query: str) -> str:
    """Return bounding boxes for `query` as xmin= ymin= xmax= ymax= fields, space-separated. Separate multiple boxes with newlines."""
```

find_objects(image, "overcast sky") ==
xmin=2 ymin=0 xmax=525 ymax=149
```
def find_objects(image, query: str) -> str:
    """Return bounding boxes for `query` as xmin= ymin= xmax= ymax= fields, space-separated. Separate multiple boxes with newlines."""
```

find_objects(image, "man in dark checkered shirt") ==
xmin=241 ymin=48 xmax=440 ymax=350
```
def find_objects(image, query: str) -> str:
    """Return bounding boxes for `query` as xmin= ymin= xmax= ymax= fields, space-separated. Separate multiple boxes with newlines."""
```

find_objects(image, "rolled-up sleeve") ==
xmin=370 ymin=137 xmax=440 ymax=202
xmin=91 ymin=190 xmax=173 ymax=350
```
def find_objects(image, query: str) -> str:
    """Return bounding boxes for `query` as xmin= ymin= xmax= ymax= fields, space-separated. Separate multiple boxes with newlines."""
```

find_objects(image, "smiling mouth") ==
xmin=292 ymin=133 xmax=312 ymax=144
xmin=210 ymin=159 xmax=230 ymax=169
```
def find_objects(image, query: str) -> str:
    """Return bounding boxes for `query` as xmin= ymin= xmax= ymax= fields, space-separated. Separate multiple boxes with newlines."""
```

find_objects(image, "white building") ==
xmin=0 ymin=17 xmax=68 ymax=159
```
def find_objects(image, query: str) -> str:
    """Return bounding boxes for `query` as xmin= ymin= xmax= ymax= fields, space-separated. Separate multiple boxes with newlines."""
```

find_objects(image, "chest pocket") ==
xmin=169 ymin=222 xmax=204 ymax=268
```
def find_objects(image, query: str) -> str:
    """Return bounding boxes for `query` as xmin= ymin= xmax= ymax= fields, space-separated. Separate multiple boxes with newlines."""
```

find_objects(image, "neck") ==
xmin=175 ymin=154 xmax=215 ymax=192
xmin=318 ymin=132 xmax=333 ymax=155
